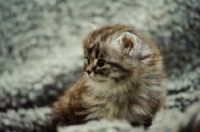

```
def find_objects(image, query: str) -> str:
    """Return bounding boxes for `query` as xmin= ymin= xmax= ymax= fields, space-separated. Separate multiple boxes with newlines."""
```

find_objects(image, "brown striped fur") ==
xmin=45 ymin=24 xmax=166 ymax=131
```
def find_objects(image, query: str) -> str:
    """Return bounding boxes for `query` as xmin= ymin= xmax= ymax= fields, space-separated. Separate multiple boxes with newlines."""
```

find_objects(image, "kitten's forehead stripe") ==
xmin=88 ymin=47 xmax=93 ymax=56
xmin=87 ymin=42 xmax=101 ymax=59
xmin=100 ymin=53 xmax=104 ymax=58
xmin=95 ymin=42 xmax=100 ymax=59
xmin=89 ymin=47 xmax=96 ymax=58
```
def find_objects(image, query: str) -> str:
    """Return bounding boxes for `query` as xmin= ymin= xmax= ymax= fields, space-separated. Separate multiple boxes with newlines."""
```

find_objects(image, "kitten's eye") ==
xmin=97 ymin=59 xmax=105 ymax=67
xmin=87 ymin=58 xmax=90 ymax=64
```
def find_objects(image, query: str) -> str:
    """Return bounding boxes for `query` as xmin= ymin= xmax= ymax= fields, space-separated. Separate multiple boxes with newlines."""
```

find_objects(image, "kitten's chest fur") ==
xmin=83 ymin=81 xmax=131 ymax=120
xmin=79 ymin=78 xmax=158 ymax=123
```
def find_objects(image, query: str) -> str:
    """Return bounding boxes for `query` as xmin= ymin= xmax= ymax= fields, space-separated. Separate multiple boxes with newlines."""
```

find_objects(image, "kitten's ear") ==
xmin=116 ymin=32 xmax=137 ymax=55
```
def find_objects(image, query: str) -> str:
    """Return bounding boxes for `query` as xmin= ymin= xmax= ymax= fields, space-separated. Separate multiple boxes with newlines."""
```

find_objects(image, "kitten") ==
xmin=45 ymin=24 xmax=166 ymax=132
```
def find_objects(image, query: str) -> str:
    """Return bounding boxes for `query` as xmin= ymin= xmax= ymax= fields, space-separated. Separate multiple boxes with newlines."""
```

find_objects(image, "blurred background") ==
xmin=0 ymin=0 xmax=200 ymax=132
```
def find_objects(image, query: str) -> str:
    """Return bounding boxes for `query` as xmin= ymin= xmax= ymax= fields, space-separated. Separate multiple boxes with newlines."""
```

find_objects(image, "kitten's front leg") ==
xmin=44 ymin=115 xmax=67 ymax=132
xmin=44 ymin=105 xmax=89 ymax=132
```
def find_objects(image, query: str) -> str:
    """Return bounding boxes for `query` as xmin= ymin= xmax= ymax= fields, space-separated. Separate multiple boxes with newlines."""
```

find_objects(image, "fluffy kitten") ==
xmin=45 ymin=24 xmax=166 ymax=132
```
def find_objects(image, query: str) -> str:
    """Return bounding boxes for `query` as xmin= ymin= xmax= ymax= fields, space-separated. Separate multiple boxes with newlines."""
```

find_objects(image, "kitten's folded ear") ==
xmin=116 ymin=32 xmax=137 ymax=56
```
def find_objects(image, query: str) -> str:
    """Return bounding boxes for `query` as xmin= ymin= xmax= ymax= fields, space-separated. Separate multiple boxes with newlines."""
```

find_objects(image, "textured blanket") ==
xmin=0 ymin=0 xmax=200 ymax=132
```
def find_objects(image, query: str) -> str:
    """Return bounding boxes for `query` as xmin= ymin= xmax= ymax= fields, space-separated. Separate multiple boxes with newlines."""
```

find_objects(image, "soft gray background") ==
xmin=0 ymin=0 xmax=200 ymax=132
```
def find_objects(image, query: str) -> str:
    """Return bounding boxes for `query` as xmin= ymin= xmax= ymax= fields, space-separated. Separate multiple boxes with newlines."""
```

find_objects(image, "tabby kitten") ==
xmin=45 ymin=24 xmax=166 ymax=132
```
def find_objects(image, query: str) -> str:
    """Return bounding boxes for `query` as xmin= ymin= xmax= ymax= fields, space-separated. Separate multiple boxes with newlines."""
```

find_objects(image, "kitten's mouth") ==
xmin=91 ymin=77 xmax=107 ymax=82
xmin=88 ymin=75 xmax=107 ymax=82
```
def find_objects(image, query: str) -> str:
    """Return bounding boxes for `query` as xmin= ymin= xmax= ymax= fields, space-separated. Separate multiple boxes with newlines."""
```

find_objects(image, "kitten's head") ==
xmin=83 ymin=24 xmax=163 ymax=85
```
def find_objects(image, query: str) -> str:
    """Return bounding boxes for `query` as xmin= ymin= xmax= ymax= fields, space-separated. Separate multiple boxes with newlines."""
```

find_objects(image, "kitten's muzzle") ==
xmin=87 ymin=70 xmax=99 ymax=75
xmin=86 ymin=66 xmax=96 ymax=75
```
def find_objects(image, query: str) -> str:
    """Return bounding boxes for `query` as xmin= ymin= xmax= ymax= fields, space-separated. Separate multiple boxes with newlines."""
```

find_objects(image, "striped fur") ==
xmin=46 ymin=24 xmax=166 ymax=131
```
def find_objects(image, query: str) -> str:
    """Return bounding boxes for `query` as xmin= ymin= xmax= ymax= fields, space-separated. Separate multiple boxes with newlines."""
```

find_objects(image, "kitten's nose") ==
xmin=86 ymin=70 xmax=92 ymax=75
